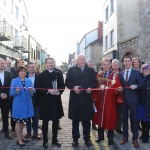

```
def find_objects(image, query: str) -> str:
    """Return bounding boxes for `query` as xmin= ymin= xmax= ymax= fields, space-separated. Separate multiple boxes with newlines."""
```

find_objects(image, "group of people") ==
xmin=0 ymin=55 xmax=150 ymax=149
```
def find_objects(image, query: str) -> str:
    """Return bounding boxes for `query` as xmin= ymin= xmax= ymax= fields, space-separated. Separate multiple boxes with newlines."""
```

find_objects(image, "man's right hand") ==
xmin=48 ymin=89 xmax=55 ymax=95
xmin=74 ymin=86 xmax=81 ymax=94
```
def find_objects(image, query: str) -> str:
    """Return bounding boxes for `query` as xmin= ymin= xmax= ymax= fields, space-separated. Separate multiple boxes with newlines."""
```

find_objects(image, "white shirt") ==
xmin=0 ymin=71 xmax=4 ymax=86
xmin=124 ymin=67 xmax=132 ymax=81
xmin=28 ymin=73 xmax=35 ymax=88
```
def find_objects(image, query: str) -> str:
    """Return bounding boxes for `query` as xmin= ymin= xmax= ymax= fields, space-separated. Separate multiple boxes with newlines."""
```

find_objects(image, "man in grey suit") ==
xmin=118 ymin=56 xmax=143 ymax=149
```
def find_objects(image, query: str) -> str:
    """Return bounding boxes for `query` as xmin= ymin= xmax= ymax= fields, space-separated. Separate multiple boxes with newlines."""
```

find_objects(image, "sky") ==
xmin=25 ymin=0 xmax=103 ymax=65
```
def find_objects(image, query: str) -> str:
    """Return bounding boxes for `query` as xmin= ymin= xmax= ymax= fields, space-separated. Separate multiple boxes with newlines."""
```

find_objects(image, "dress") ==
xmin=9 ymin=77 xmax=34 ymax=123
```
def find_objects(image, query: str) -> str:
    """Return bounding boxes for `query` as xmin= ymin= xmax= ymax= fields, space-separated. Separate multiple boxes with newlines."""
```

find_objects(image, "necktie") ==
xmin=104 ymin=72 xmax=107 ymax=78
xmin=125 ymin=71 xmax=129 ymax=82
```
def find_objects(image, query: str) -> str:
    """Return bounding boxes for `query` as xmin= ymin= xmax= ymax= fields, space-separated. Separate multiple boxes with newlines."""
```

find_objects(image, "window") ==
xmin=105 ymin=35 xmax=108 ymax=50
xmin=110 ymin=0 xmax=114 ymax=14
xmin=11 ymin=0 xmax=13 ymax=14
xmin=105 ymin=6 xmax=109 ymax=22
xmin=15 ymin=5 xmax=19 ymax=20
xmin=22 ymin=15 xmax=25 ymax=26
xmin=110 ymin=29 xmax=114 ymax=47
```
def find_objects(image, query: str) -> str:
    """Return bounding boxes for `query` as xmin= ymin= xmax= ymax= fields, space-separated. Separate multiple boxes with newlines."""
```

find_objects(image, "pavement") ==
xmin=0 ymin=88 xmax=150 ymax=150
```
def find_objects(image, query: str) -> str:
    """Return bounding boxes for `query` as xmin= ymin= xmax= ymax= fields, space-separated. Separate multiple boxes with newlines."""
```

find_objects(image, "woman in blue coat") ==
xmin=10 ymin=66 xmax=34 ymax=147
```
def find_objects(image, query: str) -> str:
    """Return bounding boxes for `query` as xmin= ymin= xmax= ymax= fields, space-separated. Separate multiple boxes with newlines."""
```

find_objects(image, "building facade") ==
xmin=103 ymin=0 xmax=139 ymax=60
xmin=0 ymin=0 xmax=29 ymax=65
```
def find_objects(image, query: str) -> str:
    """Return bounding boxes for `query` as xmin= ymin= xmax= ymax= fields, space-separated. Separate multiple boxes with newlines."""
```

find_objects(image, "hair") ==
xmin=0 ymin=58 xmax=5 ymax=62
xmin=17 ymin=59 xmax=24 ymax=63
xmin=6 ymin=59 xmax=12 ymax=64
xmin=27 ymin=62 xmax=34 ymax=68
xmin=45 ymin=57 xmax=55 ymax=64
xmin=101 ymin=58 xmax=111 ymax=65
xmin=35 ymin=64 xmax=40 ymax=74
xmin=123 ymin=56 xmax=132 ymax=61
xmin=132 ymin=57 xmax=142 ymax=68
xmin=16 ymin=66 xmax=26 ymax=74
xmin=112 ymin=59 xmax=119 ymax=64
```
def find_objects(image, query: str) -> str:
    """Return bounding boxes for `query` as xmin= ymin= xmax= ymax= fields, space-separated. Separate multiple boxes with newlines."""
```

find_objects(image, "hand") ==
xmin=0 ymin=93 xmax=7 ymax=99
xmin=86 ymin=88 xmax=91 ymax=94
xmin=118 ymin=87 xmax=123 ymax=92
xmin=16 ymin=86 xmax=20 ymax=92
xmin=130 ymin=85 xmax=137 ymax=90
xmin=28 ymin=87 xmax=33 ymax=93
xmin=54 ymin=90 xmax=60 ymax=95
xmin=48 ymin=89 xmax=55 ymax=95
xmin=74 ymin=86 xmax=81 ymax=94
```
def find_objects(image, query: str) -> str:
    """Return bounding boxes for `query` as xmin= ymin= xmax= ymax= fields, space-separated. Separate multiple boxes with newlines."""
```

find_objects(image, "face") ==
xmin=102 ymin=61 xmax=111 ymax=72
xmin=123 ymin=58 xmax=132 ymax=69
xmin=5 ymin=60 xmax=12 ymax=68
xmin=112 ymin=62 xmax=119 ymax=70
xmin=87 ymin=61 xmax=94 ymax=68
xmin=143 ymin=68 xmax=150 ymax=76
xmin=133 ymin=59 xmax=140 ymax=69
xmin=18 ymin=60 xmax=25 ymax=67
xmin=45 ymin=59 xmax=54 ymax=70
xmin=18 ymin=69 xmax=26 ymax=78
xmin=28 ymin=64 xmax=35 ymax=73
xmin=77 ymin=55 xmax=86 ymax=68
xmin=35 ymin=66 xmax=39 ymax=73
xmin=0 ymin=60 xmax=5 ymax=71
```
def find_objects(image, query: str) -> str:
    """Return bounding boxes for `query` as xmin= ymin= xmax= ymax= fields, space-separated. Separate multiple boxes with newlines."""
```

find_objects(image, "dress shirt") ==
xmin=0 ymin=70 xmax=4 ymax=85
xmin=28 ymin=73 xmax=35 ymax=88
xmin=124 ymin=67 xmax=132 ymax=81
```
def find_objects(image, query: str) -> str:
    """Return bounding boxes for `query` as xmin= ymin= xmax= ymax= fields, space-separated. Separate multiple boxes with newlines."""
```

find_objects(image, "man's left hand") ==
xmin=86 ymin=88 xmax=91 ymax=94
xmin=130 ymin=85 xmax=137 ymax=90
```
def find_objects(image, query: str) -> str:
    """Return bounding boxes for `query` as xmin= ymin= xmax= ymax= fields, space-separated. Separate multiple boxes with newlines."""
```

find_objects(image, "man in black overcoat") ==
xmin=65 ymin=54 xmax=97 ymax=147
xmin=36 ymin=58 xmax=65 ymax=148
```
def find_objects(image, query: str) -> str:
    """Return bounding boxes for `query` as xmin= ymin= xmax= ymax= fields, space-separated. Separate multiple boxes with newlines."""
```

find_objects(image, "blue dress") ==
xmin=10 ymin=77 xmax=34 ymax=122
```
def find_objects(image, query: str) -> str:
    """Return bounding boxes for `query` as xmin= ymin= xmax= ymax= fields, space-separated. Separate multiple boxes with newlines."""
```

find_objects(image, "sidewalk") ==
xmin=0 ymin=89 xmax=150 ymax=149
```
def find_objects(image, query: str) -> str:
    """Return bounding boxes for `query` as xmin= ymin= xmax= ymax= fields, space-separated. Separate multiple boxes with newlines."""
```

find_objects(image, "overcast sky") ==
xmin=25 ymin=0 xmax=103 ymax=65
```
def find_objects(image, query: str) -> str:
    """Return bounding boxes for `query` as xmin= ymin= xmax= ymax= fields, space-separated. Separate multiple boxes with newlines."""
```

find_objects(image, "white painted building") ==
xmin=0 ymin=0 xmax=29 ymax=64
xmin=103 ymin=0 xmax=139 ymax=59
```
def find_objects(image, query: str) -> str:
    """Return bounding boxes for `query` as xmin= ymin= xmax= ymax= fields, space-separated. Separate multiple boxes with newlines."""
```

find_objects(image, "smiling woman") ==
xmin=25 ymin=0 xmax=103 ymax=65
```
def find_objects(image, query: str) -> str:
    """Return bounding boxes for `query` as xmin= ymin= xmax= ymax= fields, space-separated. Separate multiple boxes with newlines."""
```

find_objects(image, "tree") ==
xmin=59 ymin=61 xmax=68 ymax=73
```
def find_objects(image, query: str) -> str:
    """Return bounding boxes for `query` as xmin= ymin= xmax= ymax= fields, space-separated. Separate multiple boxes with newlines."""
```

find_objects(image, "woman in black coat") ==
xmin=36 ymin=58 xmax=65 ymax=148
xmin=138 ymin=64 xmax=150 ymax=143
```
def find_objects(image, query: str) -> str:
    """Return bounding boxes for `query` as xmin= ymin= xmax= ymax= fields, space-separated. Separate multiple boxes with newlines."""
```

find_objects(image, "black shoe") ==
xmin=16 ymin=141 xmax=25 ymax=147
xmin=43 ymin=142 xmax=48 ymax=148
xmin=138 ymin=124 xmax=142 ymax=131
xmin=0 ymin=128 xmax=4 ymax=132
xmin=24 ymin=132 xmax=31 ymax=139
xmin=32 ymin=133 xmax=41 ymax=140
xmin=95 ymin=138 xmax=104 ymax=143
xmin=108 ymin=140 xmax=114 ymax=145
xmin=92 ymin=124 xmax=98 ymax=131
xmin=139 ymin=134 xmax=144 ymax=140
xmin=84 ymin=140 xmax=93 ymax=147
xmin=72 ymin=140 xmax=78 ymax=147
xmin=58 ymin=125 xmax=62 ymax=130
xmin=52 ymin=141 xmax=61 ymax=147
xmin=4 ymin=133 xmax=13 ymax=139
xmin=142 ymin=138 xmax=149 ymax=143
xmin=22 ymin=139 xmax=29 ymax=143
xmin=115 ymin=129 xmax=123 ymax=134
xmin=10 ymin=128 xmax=15 ymax=132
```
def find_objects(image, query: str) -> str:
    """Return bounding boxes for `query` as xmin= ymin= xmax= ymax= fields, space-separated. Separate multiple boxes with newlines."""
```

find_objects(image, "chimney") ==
xmin=98 ymin=21 xmax=103 ymax=38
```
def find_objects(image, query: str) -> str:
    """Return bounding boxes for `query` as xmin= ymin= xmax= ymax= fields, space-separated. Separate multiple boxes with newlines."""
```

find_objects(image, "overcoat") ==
xmin=9 ymin=77 xmax=34 ymax=119
xmin=36 ymin=69 xmax=65 ymax=121
xmin=65 ymin=65 xmax=97 ymax=121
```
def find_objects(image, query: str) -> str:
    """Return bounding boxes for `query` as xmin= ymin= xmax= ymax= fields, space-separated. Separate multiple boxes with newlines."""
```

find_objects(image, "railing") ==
xmin=13 ymin=36 xmax=27 ymax=50
xmin=0 ymin=21 xmax=12 ymax=41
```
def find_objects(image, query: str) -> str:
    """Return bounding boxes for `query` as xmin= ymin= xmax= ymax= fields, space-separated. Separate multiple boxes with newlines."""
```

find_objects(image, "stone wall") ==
xmin=138 ymin=0 xmax=150 ymax=63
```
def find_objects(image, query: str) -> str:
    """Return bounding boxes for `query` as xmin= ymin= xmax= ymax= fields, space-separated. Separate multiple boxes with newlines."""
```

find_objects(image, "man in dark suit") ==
xmin=118 ymin=56 xmax=143 ymax=149
xmin=65 ymin=55 xmax=97 ymax=147
xmin=24 ymin=62 xmax=40 ymax=140
xmin=37 ymin=58 xmax=65 ymax=148
xmin=0 ymin=58 xmax=12 ymax=139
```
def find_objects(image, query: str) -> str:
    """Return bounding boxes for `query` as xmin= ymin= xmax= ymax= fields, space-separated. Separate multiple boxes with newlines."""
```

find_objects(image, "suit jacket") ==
xmin=118 ymin=69 xmax=143 ymax=104
xmin=26 ymin=73 xmax=39 ymax=106
xmin=0 ymin=71 xmax=11 ymax=100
